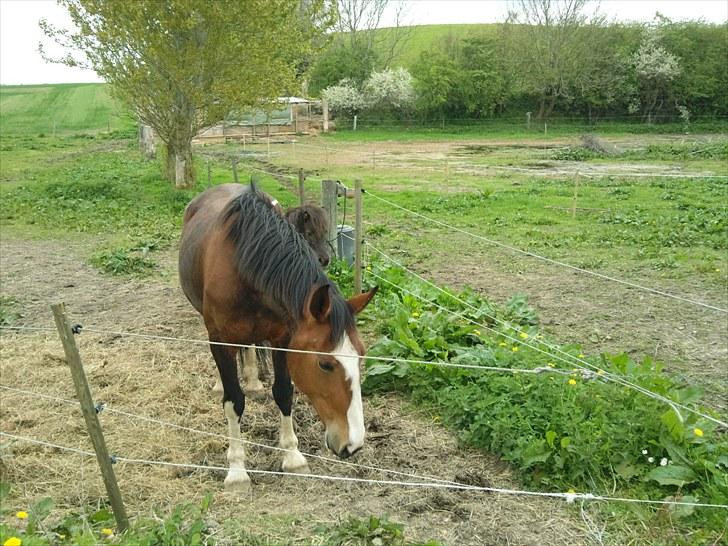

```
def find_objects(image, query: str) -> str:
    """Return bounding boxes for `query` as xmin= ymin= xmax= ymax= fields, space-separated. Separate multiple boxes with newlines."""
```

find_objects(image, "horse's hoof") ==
xmin=224 ymin=471 xmax=251 ymax=493
xmin=282 ymin=451 xmax=310 ymax=474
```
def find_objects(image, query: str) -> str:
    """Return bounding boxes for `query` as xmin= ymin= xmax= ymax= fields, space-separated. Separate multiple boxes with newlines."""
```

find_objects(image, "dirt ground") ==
xmin=0 ymin=237 xmax=594 ymax=545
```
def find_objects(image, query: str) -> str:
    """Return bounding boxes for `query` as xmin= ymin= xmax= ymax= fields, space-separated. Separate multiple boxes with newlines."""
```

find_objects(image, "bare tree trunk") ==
xmin=165 ymin=141 xmax=195 ymax=188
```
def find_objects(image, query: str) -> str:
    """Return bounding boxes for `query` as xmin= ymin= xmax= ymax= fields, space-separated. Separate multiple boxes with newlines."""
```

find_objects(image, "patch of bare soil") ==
xmin=0 ymin=238 xmax=591 ymax=545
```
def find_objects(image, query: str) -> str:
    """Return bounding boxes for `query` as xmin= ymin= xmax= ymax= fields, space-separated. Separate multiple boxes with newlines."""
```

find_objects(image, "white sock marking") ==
xmin=279 ymin=413 xmax=308 ymax=472
xmin=223 ymin=400 xmax=249 ymax=485
xmin=242 ymin=346 xmax=264 ymax=391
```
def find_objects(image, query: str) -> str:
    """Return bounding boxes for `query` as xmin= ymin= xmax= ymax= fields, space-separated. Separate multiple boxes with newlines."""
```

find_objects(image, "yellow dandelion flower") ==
xmin=499 ymin=342 xmax=507 ymax=347
xmin=568 ymin=379 xmax=577 ymax=385
xmin=596 ymin=369 xmax=605 ymax=375
xmin=366 ymin=265 xmax=372 ymax=271
xmin=474 ymin=330 xmax=481 ymax=335
xmin=519 ymin=332 xmax=529 ymax=339
xmin=578 ymin=353 xmax=585 ymax=358
xmin=4 ymin=538 xmax=22 ymax=546
xmin=15 ymin=511 xmax=28 ymax=519
xmin=511 ymin=346 xmax=519 ymax=352
xmin=547 ymin=362 xmax=555 ymax=368
xmin=567 ymin=488 xmax=576 ymax=494
xmin=411 ymin=311 xmax=420 ymax=318
xmin=715 ymin=268 xmax=720 ymax=273
xmin=694 ymin=428 xmax=704 ymax=437
xmin=537 ymin=334 xmax=544 ymax=339
xmin=101 ymin=528 xmax=114 ymax=536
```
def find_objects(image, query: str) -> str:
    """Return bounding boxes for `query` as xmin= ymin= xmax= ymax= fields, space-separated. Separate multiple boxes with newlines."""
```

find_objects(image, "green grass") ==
xmin=0 ymin=83 xmax=132 ymax=135
xmin=328 ymin=262 xmax=728 ymax=545
xmin=0 ymin=487 xmax=436 ymax=546
xmin=2 ymin=91 xmax=727 ymax=545
xmin=325 ymin=119 xmax=728 ymax=141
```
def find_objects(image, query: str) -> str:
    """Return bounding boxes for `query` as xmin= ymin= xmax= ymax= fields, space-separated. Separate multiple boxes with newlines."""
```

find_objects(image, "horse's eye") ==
xmin=319 ymin=361 xmax=335 ymax=373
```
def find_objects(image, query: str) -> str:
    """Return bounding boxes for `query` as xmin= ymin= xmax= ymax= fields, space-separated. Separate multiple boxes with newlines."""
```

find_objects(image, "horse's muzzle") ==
xmin=338 ymin=444 xmax=361 ymax=460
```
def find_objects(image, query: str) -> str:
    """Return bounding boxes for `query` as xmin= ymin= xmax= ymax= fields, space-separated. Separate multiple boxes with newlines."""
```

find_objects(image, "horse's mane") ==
xmin=222 ymin=185 xmax=354 ymax=343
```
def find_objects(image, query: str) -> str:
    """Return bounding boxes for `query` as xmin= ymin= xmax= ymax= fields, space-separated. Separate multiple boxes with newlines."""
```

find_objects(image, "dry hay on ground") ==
xmin=0 ymin=238 xmax=590 ymax=545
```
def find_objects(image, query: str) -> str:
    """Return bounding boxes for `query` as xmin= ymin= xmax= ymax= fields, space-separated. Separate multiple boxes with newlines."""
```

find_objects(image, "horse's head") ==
xmin=287 ymin=283 xmax=377 ymax=459
xmin=285 ymin=205 xmax=330 ymax=267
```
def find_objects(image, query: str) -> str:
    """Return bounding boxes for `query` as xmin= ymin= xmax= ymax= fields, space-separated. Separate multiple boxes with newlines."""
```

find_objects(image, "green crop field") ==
xmin=0 ymin=83 xmax=131 ymax=135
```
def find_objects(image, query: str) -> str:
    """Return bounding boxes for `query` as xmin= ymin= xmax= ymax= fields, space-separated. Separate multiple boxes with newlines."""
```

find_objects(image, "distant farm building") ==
xmin=194 ymin=97 xmax=325 ymax=143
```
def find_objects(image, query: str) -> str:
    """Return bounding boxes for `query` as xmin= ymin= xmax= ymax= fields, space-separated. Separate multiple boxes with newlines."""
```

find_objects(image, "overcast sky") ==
xmin=1 ymin=0 xmax=726 ymax=85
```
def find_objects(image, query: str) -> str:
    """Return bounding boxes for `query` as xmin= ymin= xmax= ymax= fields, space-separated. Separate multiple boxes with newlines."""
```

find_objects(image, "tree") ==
xmin=504 ymin=0 xmax=606 ymax=119
xmin=362 ymin=67 xmax=415 ymax=115
xmin=457 ymin=36 xmax=511 ymax=118
xmin=631 ymin=23 xmax=681 ymax=121
xmin=41 ymin=0 xmax=333 ymax=188
xmin=412 ymin=51 xmax=459 ymax=120
xmin=308 ymin=0 xmax=411 ymax=94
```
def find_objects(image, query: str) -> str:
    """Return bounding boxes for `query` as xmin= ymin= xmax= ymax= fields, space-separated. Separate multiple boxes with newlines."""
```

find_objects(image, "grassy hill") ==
xmin=375 ymin=23 xmax=502 ymax=68
xmin=0 ymin=83 xmax=130 ymax=135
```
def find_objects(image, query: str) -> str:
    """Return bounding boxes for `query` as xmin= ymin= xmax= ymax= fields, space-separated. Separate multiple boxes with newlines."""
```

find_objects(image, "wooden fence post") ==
xmin=354 ymin=179 xmax=363 ymax=294
xmin=572 ymin=171 xmax=581 ymax=218
xmin=298 ymin=169 xmax=305 ymax=206
xmin=51 ymin=303 xmax=129 ymax=532
xmin=323 ymin=99 xmax=329 ymax=133
xmin=321 ymin=179 xmax=338 ymax=259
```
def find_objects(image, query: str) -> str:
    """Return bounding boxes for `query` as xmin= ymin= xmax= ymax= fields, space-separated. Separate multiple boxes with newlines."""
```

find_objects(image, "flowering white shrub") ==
xmin=362 ymin=67 xmax=416 ymax=112
xmin=322 ymin=79 xmax=367 ymax=115
xmin=632 ymin=33 xmax=681 ymax=83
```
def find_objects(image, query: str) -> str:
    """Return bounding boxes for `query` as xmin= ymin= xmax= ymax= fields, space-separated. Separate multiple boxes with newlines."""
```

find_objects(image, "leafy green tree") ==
xmin=504 ymin=0 xmax=606 ymax=119
xmin=308 ymin=41 xmax=378 ymax=95
xmin=41 ymin=0 xmax=333 ymax=188
xmin=411 ymin=51 xmax=459 ymax=120
xmin=457 ymin=36 xmax=511 ymax=117
xmin=657 ymin=20 xmax=728 ymax=116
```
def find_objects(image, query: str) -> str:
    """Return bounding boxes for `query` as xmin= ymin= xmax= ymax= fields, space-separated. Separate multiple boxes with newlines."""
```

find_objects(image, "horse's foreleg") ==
xmin=241 ymin=346 xmax=265 ymax=394
xmin=211 ymin=343 xmax=251 ymax=492
xmin=272 ymin=348 xmax=310 ymax=473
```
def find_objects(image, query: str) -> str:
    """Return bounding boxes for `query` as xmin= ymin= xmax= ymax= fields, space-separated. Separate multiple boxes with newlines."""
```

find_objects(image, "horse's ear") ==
xmin=347 ymin=286 xmax=377 ymax=315
xmin=305 ymin=283 xmax=332 ymax=323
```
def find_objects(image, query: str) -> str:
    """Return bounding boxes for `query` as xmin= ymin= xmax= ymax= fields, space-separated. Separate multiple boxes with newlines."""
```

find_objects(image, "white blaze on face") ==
xmin=335 ymin=334 xmax=365 ymax=451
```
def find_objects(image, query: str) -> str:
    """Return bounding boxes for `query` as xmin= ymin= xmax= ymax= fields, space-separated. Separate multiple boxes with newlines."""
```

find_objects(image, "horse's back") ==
xmin=179 ymin=184 xmax=251 ymax=312
xmin=179 ymin=184 xmax=284 ymax=315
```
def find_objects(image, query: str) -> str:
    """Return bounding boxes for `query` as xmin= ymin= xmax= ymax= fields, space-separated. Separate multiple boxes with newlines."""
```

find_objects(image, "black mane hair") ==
xmin=222 ymin=185 xmax=354 ymax=343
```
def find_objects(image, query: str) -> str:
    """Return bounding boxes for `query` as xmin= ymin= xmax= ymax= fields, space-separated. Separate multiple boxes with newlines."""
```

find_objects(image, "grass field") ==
xmin=0 ymin=83 xmax=132 ymax=135
xmin=1 ymin=84 xmax=727 ymax=545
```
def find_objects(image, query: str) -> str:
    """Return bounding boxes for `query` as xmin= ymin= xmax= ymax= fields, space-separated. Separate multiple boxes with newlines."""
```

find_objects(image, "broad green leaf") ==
xmin=645 ymin=465 xmax=697 ymax=487
xmin=545 ymin=430 xmax=557 ymax=448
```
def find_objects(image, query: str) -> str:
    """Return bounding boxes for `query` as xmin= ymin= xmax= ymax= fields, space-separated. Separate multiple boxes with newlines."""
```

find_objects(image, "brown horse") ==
xmin=179 ymin=184 xmax=376 ymax=491
xmin=200 ymin=185 xmax=333 ymax=395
